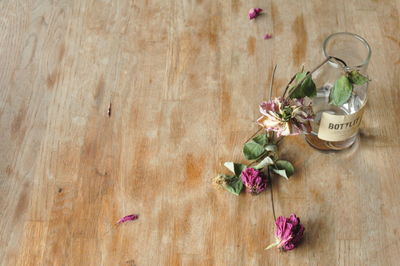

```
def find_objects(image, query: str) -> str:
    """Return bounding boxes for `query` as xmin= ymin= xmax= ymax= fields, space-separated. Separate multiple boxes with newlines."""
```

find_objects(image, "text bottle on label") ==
xmin=317 ymin=105 xmax=365 ymax=142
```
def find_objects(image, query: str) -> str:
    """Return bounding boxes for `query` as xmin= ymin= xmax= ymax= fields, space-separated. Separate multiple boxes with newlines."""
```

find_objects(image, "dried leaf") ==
xmin=224 ymin=162 xmax=247 ymax=177
xmin=243 ymin=141 xmax=265 ymax=160
xmin=348 ymin=70 xmax=369 ymax=85
xmin=254 ymin=156 xmax=274 ymax=170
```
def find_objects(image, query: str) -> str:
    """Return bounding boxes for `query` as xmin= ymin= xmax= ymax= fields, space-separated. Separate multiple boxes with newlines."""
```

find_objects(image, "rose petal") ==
xmin=248 ymin=8 xmax=263 ymax=20
xmin=116 ymin=214 xmax=139 ymax=224
xmin=264 ymin=34 xmax=272 ymax=40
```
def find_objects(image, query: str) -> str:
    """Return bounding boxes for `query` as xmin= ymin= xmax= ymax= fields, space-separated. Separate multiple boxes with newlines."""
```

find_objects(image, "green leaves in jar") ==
xmin=329 ymin=70 xmax=369 ymax=106
xmin=329 ymin=75 xmax=353 ymax=106
xmin=348 ymin=70 xmax=369 ymax=85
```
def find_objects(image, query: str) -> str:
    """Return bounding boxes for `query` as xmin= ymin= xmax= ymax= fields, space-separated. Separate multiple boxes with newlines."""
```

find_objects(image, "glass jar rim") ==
xmin=323 ymin=32 xmax=371 ymax=69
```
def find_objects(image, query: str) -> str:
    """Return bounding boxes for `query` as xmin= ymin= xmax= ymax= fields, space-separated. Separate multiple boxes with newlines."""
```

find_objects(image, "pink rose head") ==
xmin=257 ymin=97 xmax=314 ymax=136
xmin=248 ymin=8 xmax=263 ymax=20
xmin=240 ymin=168 xmax=268 ymax=194
xmin=267 ymin=214 xmax=304 ymax=251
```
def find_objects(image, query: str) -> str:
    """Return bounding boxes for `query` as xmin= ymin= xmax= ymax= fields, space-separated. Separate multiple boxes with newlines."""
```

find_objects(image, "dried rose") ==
xmin=264 ymin=34 xmax=272 ymax=40
xmin=241 ymin=168 xmax=268 ymax=194
xmin=266 ymin=214 xmax=305 ymax=251
xmin=248 ymin=8 xmax=263 ymax=20
xmin=257 ymin=97 xmax=314 ymax=136
xmin=116 ymin=214 xmax=139 ymax=224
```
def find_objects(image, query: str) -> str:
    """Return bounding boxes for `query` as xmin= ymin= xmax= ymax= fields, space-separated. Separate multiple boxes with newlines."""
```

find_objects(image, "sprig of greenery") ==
xmin=283 ymin=56 xmax=369 ymax=106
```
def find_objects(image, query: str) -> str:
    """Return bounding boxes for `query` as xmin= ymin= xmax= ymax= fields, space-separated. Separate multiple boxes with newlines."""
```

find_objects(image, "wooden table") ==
xmin=1 ymin=0 xmax=399 ymax=265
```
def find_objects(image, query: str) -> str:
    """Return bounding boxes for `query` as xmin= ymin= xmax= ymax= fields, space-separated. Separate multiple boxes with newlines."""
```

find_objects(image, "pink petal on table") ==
xmin=264 ymin=34 xmax=272 ymax=40
xmin=248 ymin=8 xmax=263 ymax=20
xmin=116 ymin=214 xmax=139 ymax=224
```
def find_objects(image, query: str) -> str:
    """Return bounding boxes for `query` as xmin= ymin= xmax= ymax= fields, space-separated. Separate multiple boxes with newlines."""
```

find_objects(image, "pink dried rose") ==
xmin=248 ymin=8 xmax=263 ymax=20
xmin=257 ymin=97 xmax=314 ymax=136
xmin=264 ymin=34 xmax=272 ymax=40
xmin=241 ymin=168 xmax=268 ymax=194
xmin=116 ymin=214 xmax=139 ymax=224
xmin=266 ymin=214 xmax=305 ymax=251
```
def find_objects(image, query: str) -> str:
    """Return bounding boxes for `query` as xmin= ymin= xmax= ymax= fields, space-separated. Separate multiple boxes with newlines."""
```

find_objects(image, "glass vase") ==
xmin=305 ymin=32 xmax=371 ymax=151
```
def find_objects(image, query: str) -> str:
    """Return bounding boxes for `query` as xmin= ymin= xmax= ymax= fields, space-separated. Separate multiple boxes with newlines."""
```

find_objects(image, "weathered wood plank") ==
xmin=0 ymin=0 xmax=399 ymax=265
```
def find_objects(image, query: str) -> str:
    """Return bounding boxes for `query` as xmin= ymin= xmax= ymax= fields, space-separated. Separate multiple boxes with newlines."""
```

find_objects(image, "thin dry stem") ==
xmin=269 ymin=64 xmax=278 ymax=100
xmin=268 ymin=168 xmax=277 ymax=222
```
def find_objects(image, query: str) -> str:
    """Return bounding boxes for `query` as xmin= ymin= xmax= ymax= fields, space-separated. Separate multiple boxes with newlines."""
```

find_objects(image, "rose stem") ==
xmin=281 ymin=73 xmax=297 ymax=99
xmin=248 ymin=156 xmax=263 ymax=167
xmin=269 ymin=64 xmax=277 ymax=100
xmin=268 ymin=167 xmax=277 ymax=221
xmin=275 ymin=136 xmax=284 ymax=145
xmin=243 ymin=64 xmax=278 ymax=144
xmin=243 ymin=128 xmax=262 ymax=144
xmin=269 ymin=65 xmax=278 ymax=141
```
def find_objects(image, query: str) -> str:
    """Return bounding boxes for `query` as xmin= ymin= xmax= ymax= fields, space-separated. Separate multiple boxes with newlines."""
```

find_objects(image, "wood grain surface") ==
xmin=1 ymin=0 xmax=399 ymax=265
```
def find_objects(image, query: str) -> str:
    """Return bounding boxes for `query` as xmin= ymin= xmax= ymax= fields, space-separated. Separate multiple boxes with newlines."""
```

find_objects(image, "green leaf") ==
xmin=254 ymin=156 xmax=274 ymax=170
xmin=272 ymin=160 xmax=295 ymax=179
xmin=252 ymin=133 xmax=268 ymax=146
xmin=224 ymin=162 xmax=247 ymax=177
xmin=329 ymin=75 xmax=353 ymax=106
xmin=223 ymin=175 xmax=243 ymax=196
xmin=348 ymin=70 xmax=369 ymax=85
xmin=275 ymin=160 xmax=295 ymax=176
xmin=272 ymin=169 xmax=289 ymax=179
xmin=243 ymin=141 xmax=265 ymax=160
xmin=289 ymin=72 xmax=317 ymax=99
xmin=265 ymin=144 xmax=278 ymax=152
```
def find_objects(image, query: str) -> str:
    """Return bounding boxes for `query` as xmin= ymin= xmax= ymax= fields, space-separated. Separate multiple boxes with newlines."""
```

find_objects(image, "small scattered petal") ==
xmin=264 ymin=34 xmax=273 ymax=40
xmin=116 ymin=214 xmax=139 ymax=224
xmin=248 ymin=8 xmax=263 ymax=20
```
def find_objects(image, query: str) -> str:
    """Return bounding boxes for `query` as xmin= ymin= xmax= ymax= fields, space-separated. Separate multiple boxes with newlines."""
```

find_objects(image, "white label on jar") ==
xmin=317 ymin=105 xmax=365 ymax=142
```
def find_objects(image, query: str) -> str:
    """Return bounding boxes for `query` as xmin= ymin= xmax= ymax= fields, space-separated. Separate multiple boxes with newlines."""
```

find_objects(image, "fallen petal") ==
xmin=264 ymin=34 xmax=272 ymax=40
xmin=248 ymin=8 xmax=263 ymax=20
xmin=116 ymin=214 xmax=139 ymax=224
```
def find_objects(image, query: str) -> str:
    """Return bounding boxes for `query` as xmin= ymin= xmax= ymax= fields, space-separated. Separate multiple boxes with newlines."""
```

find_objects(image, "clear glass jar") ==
xmin=305 ymin=32 xmax=371 ymax=150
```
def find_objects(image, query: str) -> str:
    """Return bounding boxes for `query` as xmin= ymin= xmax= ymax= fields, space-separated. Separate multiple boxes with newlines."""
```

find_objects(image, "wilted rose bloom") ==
xmin=248 ymin=8 xmax=263 ymax=20
xmin=241 ymin=168 xmax=268 ymax=194
xmin=266 ymin=214 xmax=305 ymax=251
xmin=257 ymin=97 xmax=314 ymax=136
